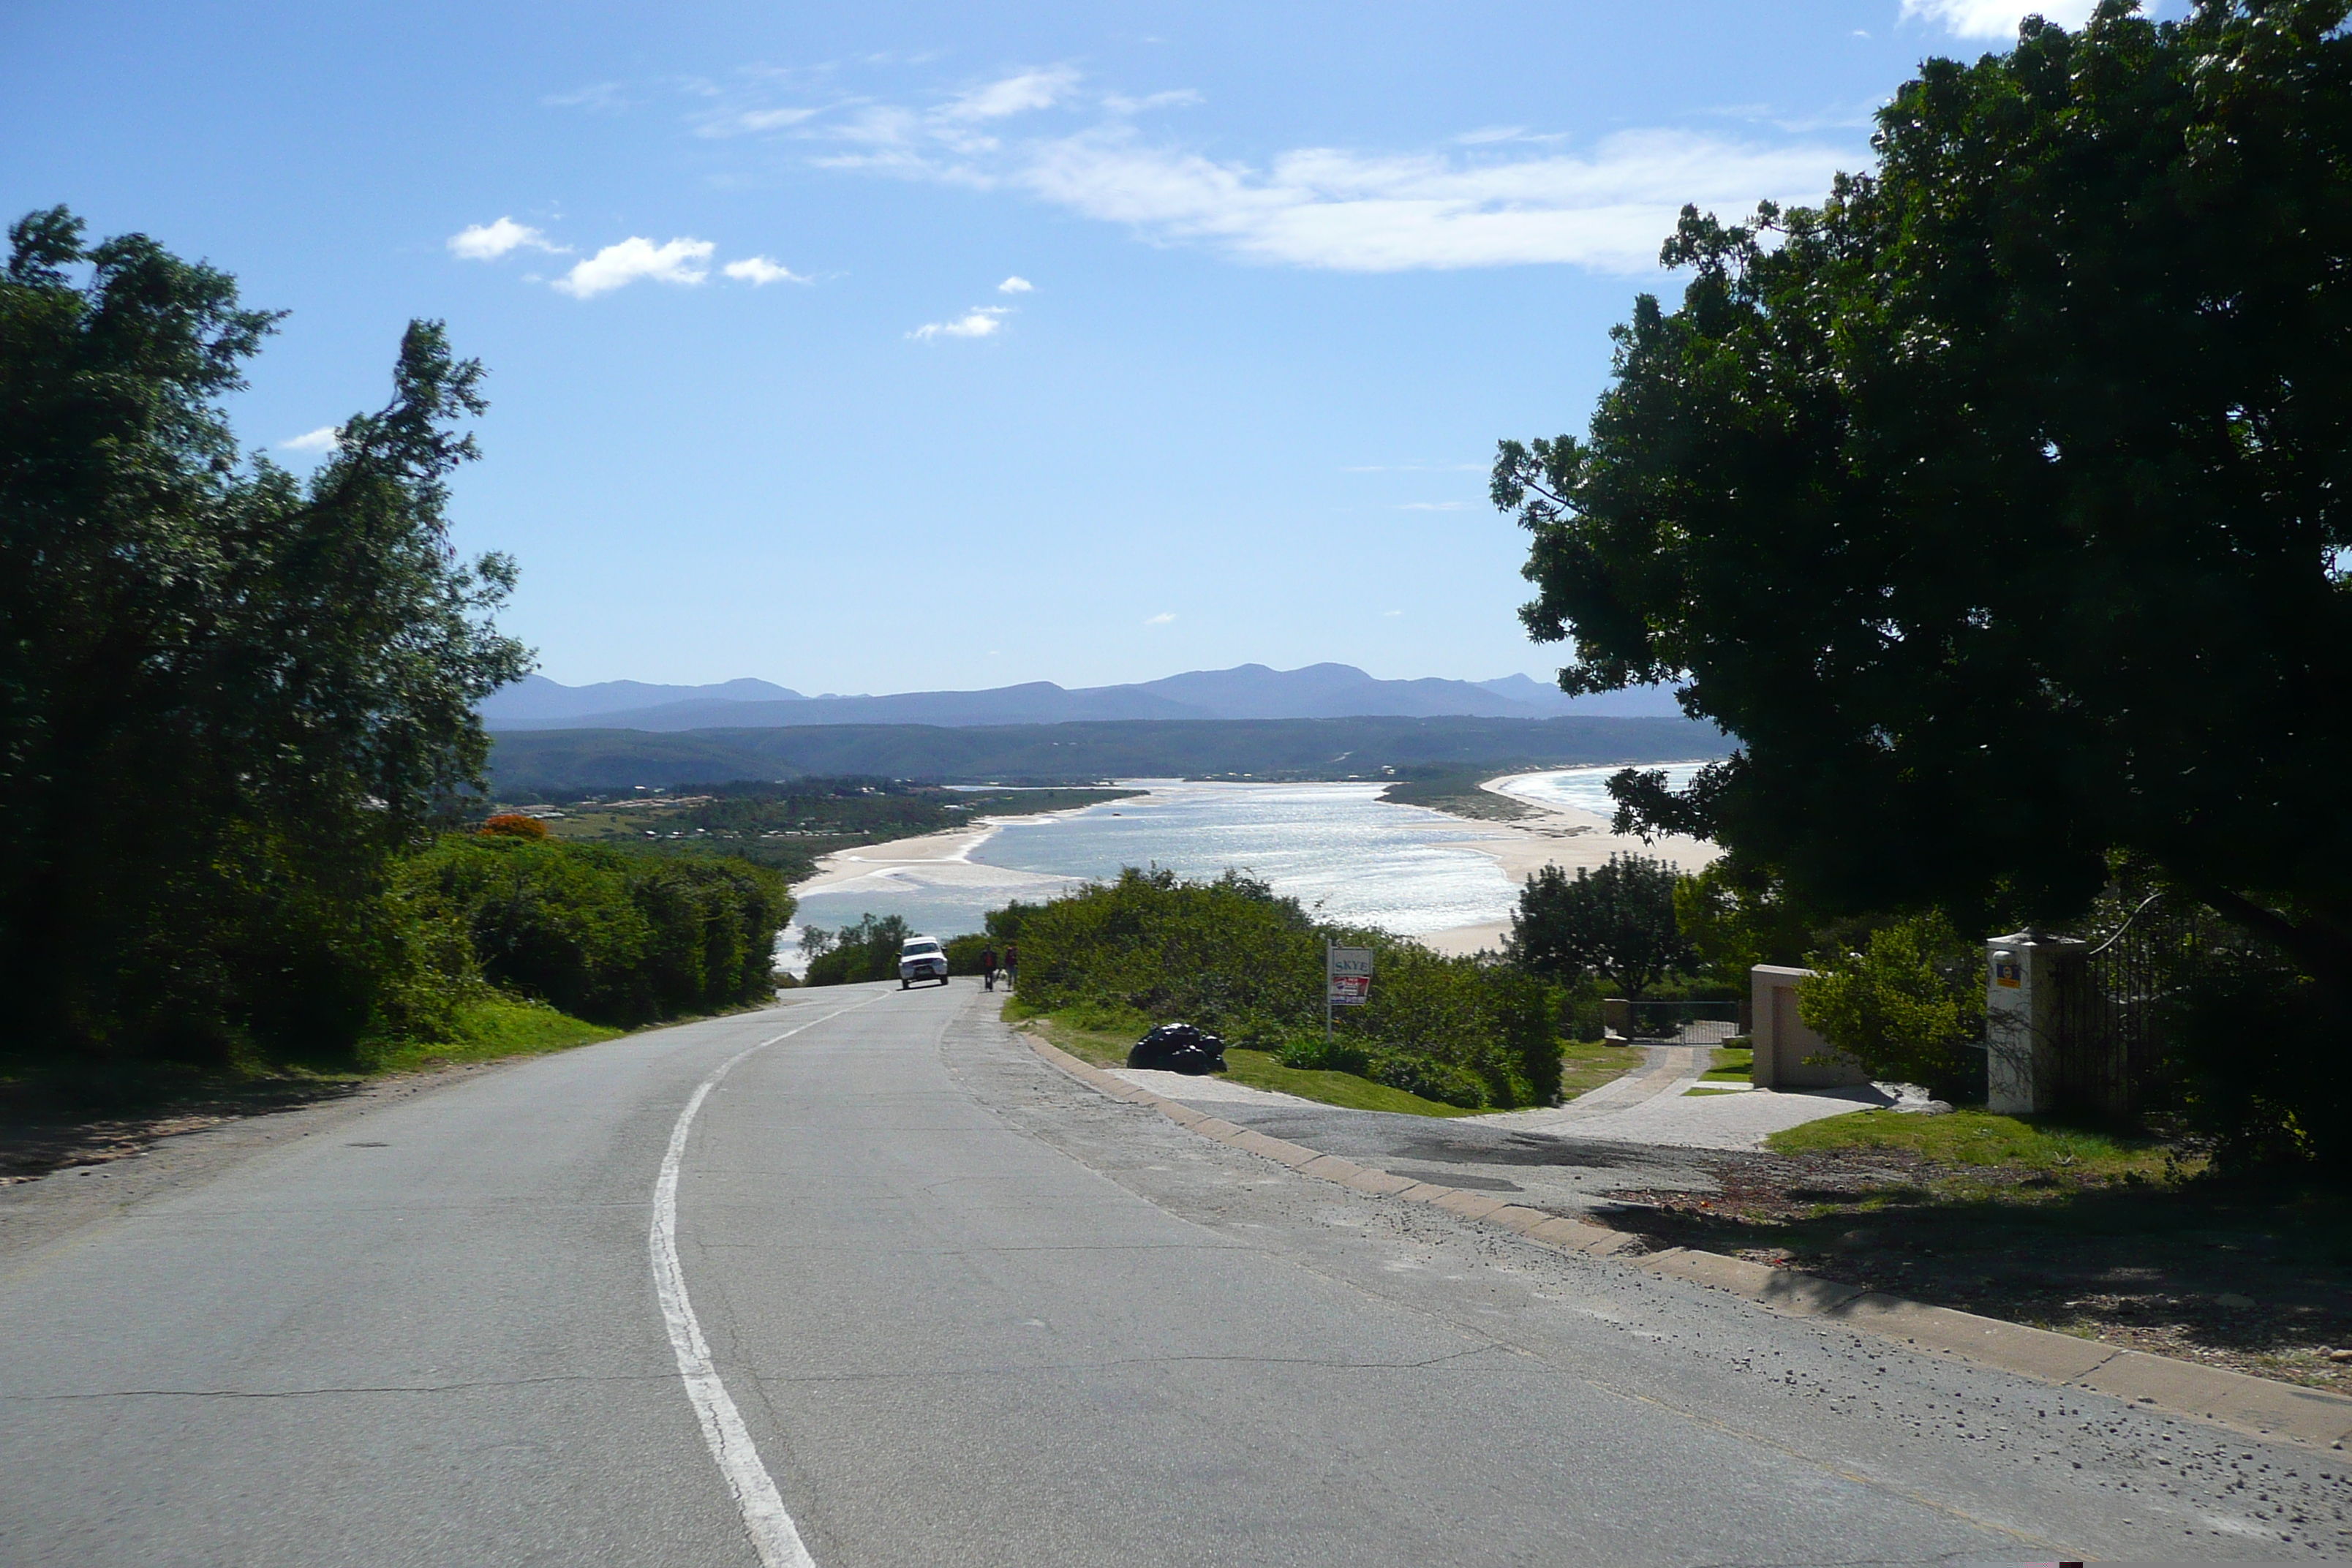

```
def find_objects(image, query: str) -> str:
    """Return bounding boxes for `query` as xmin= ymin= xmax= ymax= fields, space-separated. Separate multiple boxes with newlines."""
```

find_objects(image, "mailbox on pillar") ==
xmin=1983 ymin=932 xmax=2084 ymax=1115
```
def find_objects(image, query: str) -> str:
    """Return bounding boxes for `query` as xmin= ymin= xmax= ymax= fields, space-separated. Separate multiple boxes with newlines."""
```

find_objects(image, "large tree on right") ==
xmin=1496 ymin=1 xmax=2352 ymax=1009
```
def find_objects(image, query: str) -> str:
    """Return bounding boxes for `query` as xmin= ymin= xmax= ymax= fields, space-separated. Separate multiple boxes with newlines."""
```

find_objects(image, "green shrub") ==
xmin=1797 ymin=912 xmax=1983 ymax=1097
xmin=802 ymin=913 xmax=912 ymax=987
xmin=399 ymin=834 xmax=790 ymax=1025
xmin=1006 ymin=867 xmax=1561 ymax=1109
xmin=2168 ymin=948 xmax=2348 ymax=1176
xmin=1508 ymin=853 xmax=1694 ymax=996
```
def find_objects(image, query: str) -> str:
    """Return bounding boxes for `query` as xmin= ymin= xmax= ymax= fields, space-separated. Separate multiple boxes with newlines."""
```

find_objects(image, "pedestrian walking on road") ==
xmin=1003 ymin=941 xmax=1018 ymax=992
xmin=979 ymin=944 xmax=998 ymax=992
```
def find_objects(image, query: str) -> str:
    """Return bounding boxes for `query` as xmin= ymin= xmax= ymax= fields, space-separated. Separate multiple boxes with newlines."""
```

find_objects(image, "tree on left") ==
xmin=0 ymin=208 xmax=532 ymax=1072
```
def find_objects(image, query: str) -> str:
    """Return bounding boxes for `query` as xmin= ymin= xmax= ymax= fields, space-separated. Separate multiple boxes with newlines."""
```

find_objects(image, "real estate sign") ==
xmin=1327 ymin=945 xmax=1373 ymax=1007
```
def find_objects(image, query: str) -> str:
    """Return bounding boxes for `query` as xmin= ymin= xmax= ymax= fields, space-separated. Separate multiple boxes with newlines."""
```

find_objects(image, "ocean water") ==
xmin=1490 ymin=760 xmax=1713 ymax=817
xmin=972 ymin=781 xmax=1510 ymax=934
xmin=783 ymin=764 xmax=1719 ymax=960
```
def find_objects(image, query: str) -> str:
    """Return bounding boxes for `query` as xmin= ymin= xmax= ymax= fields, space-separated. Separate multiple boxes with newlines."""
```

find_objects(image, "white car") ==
xmin=898 ymin=937 xmax=949 ymax=988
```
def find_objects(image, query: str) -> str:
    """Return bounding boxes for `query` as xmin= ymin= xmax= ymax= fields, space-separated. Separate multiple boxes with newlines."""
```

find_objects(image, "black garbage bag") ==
xmin=1128 ymin=1022 xmax=1227 ymax=1076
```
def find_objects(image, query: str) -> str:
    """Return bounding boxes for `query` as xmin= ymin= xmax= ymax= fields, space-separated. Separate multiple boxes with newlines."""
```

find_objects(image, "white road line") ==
xmin=650 ymin=995 xmax=891 ymax=1568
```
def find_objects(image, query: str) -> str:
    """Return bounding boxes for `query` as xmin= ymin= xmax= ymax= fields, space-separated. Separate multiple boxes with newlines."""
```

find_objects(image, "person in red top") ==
xmin=979 ymin=944 xmax=998 ymax=992
xmin=1002 ymin=941 xmax=1018 ymax=992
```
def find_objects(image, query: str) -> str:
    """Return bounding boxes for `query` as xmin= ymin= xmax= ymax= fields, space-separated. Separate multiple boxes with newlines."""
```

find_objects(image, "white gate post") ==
xmin=1984 ymin=932 xmax=2084 ymax=1115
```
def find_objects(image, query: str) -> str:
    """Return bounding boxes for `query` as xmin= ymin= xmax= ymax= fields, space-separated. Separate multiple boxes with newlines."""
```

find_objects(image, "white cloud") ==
xmin=1016 ymin=127 xmax=1848 ymax=273
xmin=717 ymin=66 xmax=1850 ymax=275
xmin=448 ymin=217 xmax=568 ymax=261
xmin=723 ymin=255 xmax=810 ymax=285
xmin=1900 ymin=0 xmax=2095 ymax=37
xmin=697 ymin=105 xmax=823 ymax=138
xmin=280 ymin=426 xmax=341 ymax=454
xmin=943 ymin=67 xmax=1079 ymax=121
xmin=1102 ymin=88 xmax=1202 ymax=114
xmin=791 ymin=68 xmax=1086 ymax=178
xmin=909 ymin=306 xmax=1007 ymax=340
xmin=1145 ymin=611 xmax=1177 ymax=625
xmin=544 ymin=83 xmax=627 ymax=113
xmin=997 ymin=275 xmax=1034 ymax=293
xmin=552 ymin=236 xmax=716 ymax=298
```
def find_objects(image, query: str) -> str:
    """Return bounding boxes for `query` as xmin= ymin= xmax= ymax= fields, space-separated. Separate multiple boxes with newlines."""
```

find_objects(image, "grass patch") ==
xmin=1218 ymin=1049 xmax=1485 ymax=1116
xmin=2 ymin=995 xmax=631 ymax=1183
xmin=1594 ymin=1124 xmax=2352 ymax=1393
xmin=1560 ymin=1039 xmax=1638 ymax=1100
xmin=1702 ymin=1044 xmax=1752 ymax=1082
xmin=1765 ymin=1108 xmax=2174 ymax=1185
xmin=1684 ymin=1086 xmax=1744 ymax=1096
xmin=1013 ymin=1003 xmax=1485 ymax=1117
xmin=362 ymin=997 xmax=622 ymax=1074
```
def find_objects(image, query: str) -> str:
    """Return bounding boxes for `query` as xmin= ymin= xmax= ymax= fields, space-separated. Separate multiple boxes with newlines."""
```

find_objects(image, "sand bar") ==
xmin=1414 ymin=773 xmax=1718 ymax=957
xmin=791 ymin=790 xmax=1173 ymax=900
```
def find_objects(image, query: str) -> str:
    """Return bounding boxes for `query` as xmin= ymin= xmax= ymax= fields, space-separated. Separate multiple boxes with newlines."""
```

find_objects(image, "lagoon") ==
xmin=783 ymin=763 xmax=1714 ymax=961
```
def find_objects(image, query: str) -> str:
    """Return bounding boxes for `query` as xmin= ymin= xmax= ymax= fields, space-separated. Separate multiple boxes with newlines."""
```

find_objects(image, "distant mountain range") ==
xmin=480 ymin=664 xmax=1682 ymax=732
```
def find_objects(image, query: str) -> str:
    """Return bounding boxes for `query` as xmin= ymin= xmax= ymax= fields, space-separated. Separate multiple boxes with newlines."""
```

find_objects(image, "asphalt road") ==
xmin=2 ymin=982 xmax=2345 ymax=1565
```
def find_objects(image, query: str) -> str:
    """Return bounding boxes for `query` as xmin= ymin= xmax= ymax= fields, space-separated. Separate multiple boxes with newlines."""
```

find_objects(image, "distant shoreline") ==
xmin=1411 ymin=768 xmax=1719 ymax=958
xmin=487 ymin=714 xmax=1722 ymax=799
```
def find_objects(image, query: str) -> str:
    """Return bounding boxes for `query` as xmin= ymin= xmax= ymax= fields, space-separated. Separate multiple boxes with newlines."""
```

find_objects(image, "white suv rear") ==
xmin=898 ymin=937 xmax=949 ymax=988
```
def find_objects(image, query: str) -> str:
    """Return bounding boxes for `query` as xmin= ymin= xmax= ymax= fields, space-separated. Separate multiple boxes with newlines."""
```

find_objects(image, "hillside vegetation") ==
xmin=1003 ymin=867 xmax=1561 ymax=1111
xmin=0 ymin=211 xmax=793 ymax=1109
xmin=527 ymin=778 xmax=1139 ymax=881
xmin=487 ymin=715 xmax=1722 ymax=794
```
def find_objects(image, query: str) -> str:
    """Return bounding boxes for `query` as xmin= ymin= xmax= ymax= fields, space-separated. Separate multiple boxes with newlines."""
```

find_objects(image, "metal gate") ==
xmin=1609 ymin=998 xmax=1740 ymax=1045
xmin=2056 ymin=895 xmax=2219 ymax=1121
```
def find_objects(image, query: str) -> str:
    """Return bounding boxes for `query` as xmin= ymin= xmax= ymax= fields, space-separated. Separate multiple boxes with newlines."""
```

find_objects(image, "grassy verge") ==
xmin=1014 ymin=1003 xmax=1486 ymax=1117
xmin=1764 ymin=1107 xmax=2176 ymax=1186
xmin=361 ymin=997 xmax=623 ymax=1074
xmin=1702 ymin=1044 xmax=1752 ymax=1082
xmin=1595 ymin=1109 xmax=2352 ymax=1392
xmin=4 ymin=995 xmax=647 ymax=1183
xmin=1561 ymin=1039 xmax=1639 ymax=1099
xmin=1013 ymin=1001 xmax=1637 ymax=1118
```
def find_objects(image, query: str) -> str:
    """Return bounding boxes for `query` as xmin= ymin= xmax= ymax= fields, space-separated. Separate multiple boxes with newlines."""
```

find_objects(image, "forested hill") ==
xmin=486 ymin=715 xmax=1722 ymax=796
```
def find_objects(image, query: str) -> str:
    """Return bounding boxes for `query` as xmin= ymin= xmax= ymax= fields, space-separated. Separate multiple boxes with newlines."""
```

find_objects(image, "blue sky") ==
xmin=3 ymin=0 xmax=2093 ymax=695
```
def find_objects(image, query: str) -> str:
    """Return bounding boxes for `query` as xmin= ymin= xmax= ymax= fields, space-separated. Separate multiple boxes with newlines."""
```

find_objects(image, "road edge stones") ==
xmin=1022 ymin=1033 xmax=2352 ymax=1453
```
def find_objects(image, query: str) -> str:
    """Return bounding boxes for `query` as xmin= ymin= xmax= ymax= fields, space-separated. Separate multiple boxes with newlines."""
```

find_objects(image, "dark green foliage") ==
xmin=1009 ymin=868 xmax=1560 ymax=1109
xmin=1508 ymin=853 xmax=1695 ymax=997
xmin=1798 ymin=913 xmax=1986 ymax=1100
xmin=1672 ymin=863 xmax=1817 ymax=988
xmin=802 ymin=913 xmax=912 ymax=987
xmin=2170 ymin=953 xmax=2348 ymax=1175
xmin=399 ymin=836 xmax=789 ymax=1025
xmin=674 ymin=777 xmax=957 ymax=838
xmin=983 ymin=900 xmax=1041 ymax=943
xmin=0 ymin=208 xmax=529 ymax=1067
xmin=1496 ymin=6 xmax=2352 ymax=1167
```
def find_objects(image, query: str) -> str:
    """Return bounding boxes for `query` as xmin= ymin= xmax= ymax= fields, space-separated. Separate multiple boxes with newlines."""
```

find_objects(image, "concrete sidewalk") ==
xmin=1473 ymin=1042 xmax=1891 ymax=1150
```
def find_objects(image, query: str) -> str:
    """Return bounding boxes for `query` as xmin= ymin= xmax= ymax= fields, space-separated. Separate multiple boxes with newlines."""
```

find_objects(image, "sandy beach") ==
xmin=786 ymin=775 xmax=1716 ymax=961
xmin=782 ymin=794 xmax=1158 ymax=962
xmin=1412 ymin=772 xmax=1717 ymax=957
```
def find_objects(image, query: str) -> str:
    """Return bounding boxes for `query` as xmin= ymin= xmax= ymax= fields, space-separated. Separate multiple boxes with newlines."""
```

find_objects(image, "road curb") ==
xmin=1022 ymin=1033 xmax=2352 ymax=1452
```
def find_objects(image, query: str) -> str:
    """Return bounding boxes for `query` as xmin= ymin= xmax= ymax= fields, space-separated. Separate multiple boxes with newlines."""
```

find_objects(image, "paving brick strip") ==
xmin=1025 ymin=1035 xmax=2352 ymax=1453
